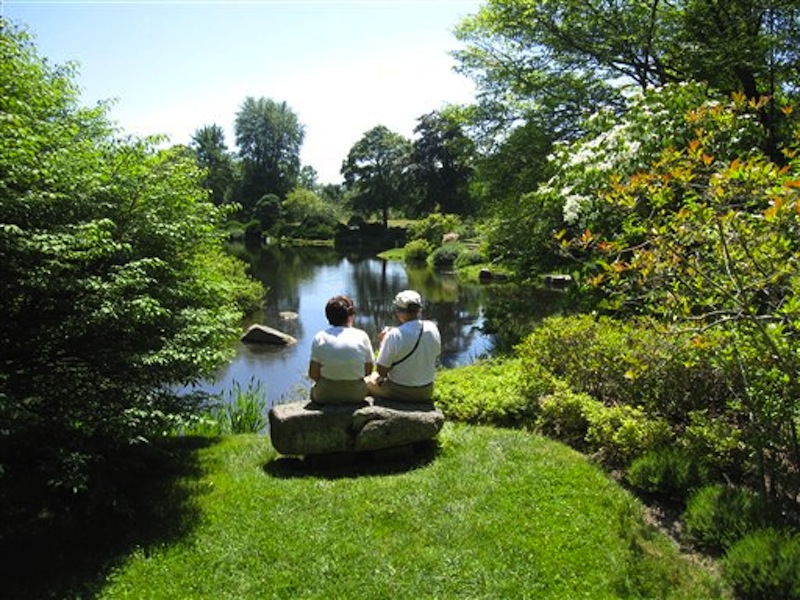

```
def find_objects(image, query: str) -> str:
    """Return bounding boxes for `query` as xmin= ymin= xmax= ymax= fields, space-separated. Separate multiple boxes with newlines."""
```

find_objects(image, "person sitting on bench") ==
xmin=308 ymin=295 xmax=374 ymax=404
xmin=367 ymin=290 xmax=441 ymax=403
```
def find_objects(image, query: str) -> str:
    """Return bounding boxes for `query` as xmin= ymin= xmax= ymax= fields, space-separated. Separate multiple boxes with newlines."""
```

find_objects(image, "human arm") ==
xmin=308 ymin=360 xmax=322 ymax=382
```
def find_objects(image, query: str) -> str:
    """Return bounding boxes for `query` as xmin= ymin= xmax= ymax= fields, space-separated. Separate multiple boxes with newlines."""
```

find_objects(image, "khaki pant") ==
xmin=310 ymin=378 xmax=368 ymax=404
xmin=366 ymin=373 xmax=434 ymax=402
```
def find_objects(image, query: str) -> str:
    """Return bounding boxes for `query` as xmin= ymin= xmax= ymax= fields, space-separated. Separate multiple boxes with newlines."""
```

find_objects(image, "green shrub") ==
xmin=682 ymin=409 xmax=746 ymax=481
xmin=244 ymin=218 xmax=263 ymax=239
xmin=301 ymin=213 xmax=338 ymax=239
xmin=0 ymin=26 xmax=263 ymax=502
xmin=535 ymin=389 xmax=600 ymax=449
xmin=585 ymin=404 xmax=673 ymax=466
xmin=431 ymin=242 xmax=462 ymax=269
xmin=454 ymin=247 xmax=486 ymax=268
xmin=627 ymin=447 xmax=709 ymax=501
xmin=434 ymin=359 xmax=539 ymax=426
xmin=683 ymin=484 xmax=774 ymax=553
xmin=403 ymin=239 xmax=431 ymax=262
xmin=536 ymin=391 xmax=672 ymax=464
xmin=408 ymin=212 xmax=461 ymax=245
xmin=723 ymin=528 xmax=800 ymax=600
xmin=517 ymin=314 xmax=728 ymax=420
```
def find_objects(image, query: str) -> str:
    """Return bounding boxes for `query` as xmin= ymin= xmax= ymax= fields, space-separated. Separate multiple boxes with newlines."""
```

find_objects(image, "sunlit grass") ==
xmin=97 ymin=425 xmax=729 ymax=599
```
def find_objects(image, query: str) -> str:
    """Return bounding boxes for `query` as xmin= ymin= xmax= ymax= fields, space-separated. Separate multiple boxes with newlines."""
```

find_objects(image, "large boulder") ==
xmin=268 ymin=398 xmax=445 ymax=456
xmin=241 ymin=324 xmax=297 ymax=345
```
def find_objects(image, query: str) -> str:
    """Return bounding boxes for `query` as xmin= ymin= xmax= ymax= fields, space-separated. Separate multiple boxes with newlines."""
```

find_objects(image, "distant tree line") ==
xmin=189 ymin=102 xmax=477 ymax=241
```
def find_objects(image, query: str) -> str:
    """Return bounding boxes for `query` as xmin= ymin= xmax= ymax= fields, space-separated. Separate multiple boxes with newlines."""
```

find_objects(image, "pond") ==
xmin=186 ymin=244 xmax=502 ymax=407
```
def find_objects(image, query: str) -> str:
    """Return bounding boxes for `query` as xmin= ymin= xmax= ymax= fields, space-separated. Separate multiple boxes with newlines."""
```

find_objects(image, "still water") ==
xmin=188 ymin=244 xmax=495 ymax=407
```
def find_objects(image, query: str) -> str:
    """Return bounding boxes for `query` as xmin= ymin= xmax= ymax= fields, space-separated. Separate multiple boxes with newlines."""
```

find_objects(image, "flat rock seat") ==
xmin=268 ymin=397 xmax=445 ymax=456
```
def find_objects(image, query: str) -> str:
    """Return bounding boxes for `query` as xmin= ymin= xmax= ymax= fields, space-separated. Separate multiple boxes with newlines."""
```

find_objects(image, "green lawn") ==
xmin=87 ymin=424 xmax=728 ymax=599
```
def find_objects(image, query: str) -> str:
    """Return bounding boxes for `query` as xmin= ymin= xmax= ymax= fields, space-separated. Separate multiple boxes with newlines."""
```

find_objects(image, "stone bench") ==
xmin=268 ymin=397 xmax=445 ymax=456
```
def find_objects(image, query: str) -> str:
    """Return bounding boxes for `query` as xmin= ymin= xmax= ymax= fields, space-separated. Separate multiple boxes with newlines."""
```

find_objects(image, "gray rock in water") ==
xmin=268 ymin=398 xmax=445 ymax=455
xmin=241 ymin=324 xmax=297 ymax=345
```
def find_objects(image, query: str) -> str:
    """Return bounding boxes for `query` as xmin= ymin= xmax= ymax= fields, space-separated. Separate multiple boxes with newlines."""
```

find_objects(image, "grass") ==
xmin=377 ymin=247 xmax=405 ymax=261
xmin=16 ymin=424 xmax=728 ymax=599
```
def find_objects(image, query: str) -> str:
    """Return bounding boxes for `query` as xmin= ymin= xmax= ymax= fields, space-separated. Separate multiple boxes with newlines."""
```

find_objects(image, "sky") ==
xmin=4 ymin=0 xmax=481 ymax=184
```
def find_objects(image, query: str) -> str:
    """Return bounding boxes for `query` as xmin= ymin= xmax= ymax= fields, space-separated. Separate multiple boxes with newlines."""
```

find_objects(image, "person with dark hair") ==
xmin=308 ymin=295 xmax=374 ymax=404
xmin=367 ymin=290 xmax=441 ymax=402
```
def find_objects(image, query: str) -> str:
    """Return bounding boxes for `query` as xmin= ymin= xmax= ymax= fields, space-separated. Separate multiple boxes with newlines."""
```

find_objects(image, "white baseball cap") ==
xmin=393 ymin=289 xmax=423 ymax=310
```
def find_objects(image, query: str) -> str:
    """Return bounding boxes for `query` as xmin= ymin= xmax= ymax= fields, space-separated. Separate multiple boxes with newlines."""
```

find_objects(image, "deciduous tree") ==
xmin=0 ymin=24 xmax=263 ymax=503
xmin=410 ymin=109 xmax=476 ymax=215
xmin=234 ymin=97 xmax=305 ymax=210
xmin=341 ymin=126 xmax=412 ymax=227
xmin=191 ymin=124 xmax=235 ymax=205
xmin=567 ymin=94 xmax=800 ymax=502
xmin=455 ymin=0 xmax=800 ymax=151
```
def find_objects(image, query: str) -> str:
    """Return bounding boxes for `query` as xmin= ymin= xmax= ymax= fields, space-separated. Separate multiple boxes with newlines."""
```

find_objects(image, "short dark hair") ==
xmin=325 ymin=295 xmax=356 ymax=326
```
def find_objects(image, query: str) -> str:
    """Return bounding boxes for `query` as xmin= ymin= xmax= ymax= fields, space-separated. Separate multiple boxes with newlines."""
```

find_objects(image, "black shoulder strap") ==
xmin=390 ymin=322 xmax=425 ymax=368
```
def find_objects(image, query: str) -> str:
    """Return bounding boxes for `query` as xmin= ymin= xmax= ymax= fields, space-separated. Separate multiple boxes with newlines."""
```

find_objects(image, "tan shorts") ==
xmin=366 ymin=373 xmax=434 ymax=402
xmin=310 ymin=378 xmax=368 ymax=404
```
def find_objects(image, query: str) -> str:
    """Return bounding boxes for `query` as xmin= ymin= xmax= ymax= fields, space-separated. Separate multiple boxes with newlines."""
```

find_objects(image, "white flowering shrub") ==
xmin=550 ymin=83 xmax=766 ymax=231
xmin=489 ymin=83 xmax=768 ymax=279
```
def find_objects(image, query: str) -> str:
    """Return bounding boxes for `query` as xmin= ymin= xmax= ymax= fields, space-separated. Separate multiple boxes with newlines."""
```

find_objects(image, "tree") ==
xmin=0 ymin=24 xmax=263 ymax=504
xmin=234 ymin=97 xmax=305 ymax=210
xmin=191 ymin=124 xmax=235 ymax=205
xmin=473 ymin=118 xmax=555 ymax=212
xmin=410 ymin=109 xmax=476 ymax=215
xmin=455 ymin=0 xmax=800 ymax=151
xmin=341 ymin=126 xmax=412 ymax=227
xmin=298 ymin=165 xmax=319 ymax=190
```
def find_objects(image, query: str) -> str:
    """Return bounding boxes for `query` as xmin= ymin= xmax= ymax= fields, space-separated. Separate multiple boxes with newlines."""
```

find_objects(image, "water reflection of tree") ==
xmin=481 ymin=285 xmax=574 ymax=352
xmin=350 ymin=259 xmax=490 ymax=367
xmin=249 ymin=245 xmax=340 ymax=318
xmin=426 ymin=284 xmax=488 ymax=368
xmin=348 ymin=256 xmax=407 ymax=334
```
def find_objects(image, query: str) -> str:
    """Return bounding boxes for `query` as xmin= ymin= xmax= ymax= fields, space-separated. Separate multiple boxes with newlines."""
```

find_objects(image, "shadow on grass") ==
xmin=0 ymin=436 xmax=216 ymax=599
xmin=264 ymin=440 xmax=440 ymax=480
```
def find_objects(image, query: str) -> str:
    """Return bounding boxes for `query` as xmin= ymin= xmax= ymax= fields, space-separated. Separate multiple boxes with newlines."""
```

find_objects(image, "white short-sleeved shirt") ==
xmin=376 ymin=319 xmax=441 ymax=387
xmin=310 ymin=326 xmax=374 ymax=380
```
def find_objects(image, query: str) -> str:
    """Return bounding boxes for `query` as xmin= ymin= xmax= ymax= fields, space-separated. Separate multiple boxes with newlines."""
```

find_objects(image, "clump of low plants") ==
xmin=434 ymin=358 xmax=537 ymax=426
xmin=403 ymin=239 xmax=431 ymax=262
xmin=534 ymin=389 xmax=672 ymax=466
xmin=722 ymin=528 xmax=800 ymax=599
xmin=626 ymin=447 xmax=710 ymax=502
xmin=454 ymin=247 xmax=486 ymax=268
xmin=431 ymin=242 xmax=463 ymax=269
xmin=535 ymin=389 xmax=598 ymax=449
xmin=682 ymin=484 xmax=775 ymax=553
xmin=187 ymin=379 xmax=269 ymax=436
xmin=407 ymin=211 xmax=462 ymax=246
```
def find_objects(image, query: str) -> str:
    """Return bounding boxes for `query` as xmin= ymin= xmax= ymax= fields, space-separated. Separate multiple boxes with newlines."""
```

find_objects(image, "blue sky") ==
xmin=4 ymin=0 xmax=481 ymax=184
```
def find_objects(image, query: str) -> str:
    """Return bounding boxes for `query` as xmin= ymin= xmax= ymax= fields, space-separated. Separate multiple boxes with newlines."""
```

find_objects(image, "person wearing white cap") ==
xmin=367 ymin=289 xmax=441 ymax=402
